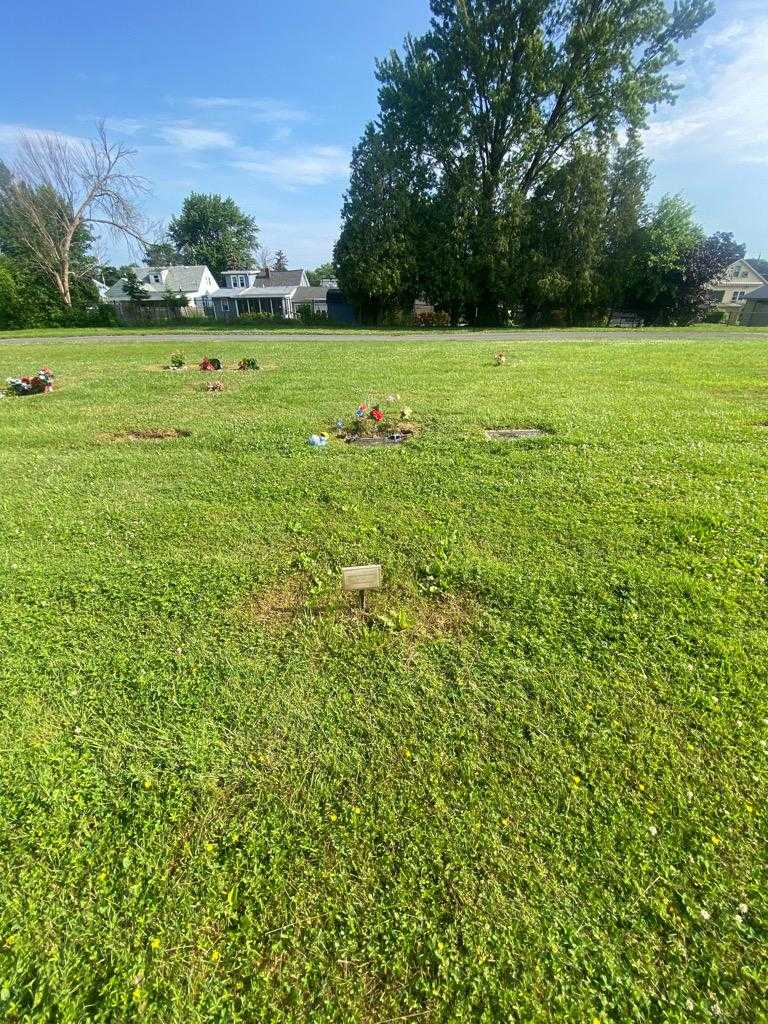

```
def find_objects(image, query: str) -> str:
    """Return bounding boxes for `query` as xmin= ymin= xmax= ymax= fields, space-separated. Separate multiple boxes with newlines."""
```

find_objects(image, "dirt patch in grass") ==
xmin=413 ymin=592 xmax=478 ymax=636
xmin=709 ymin=386 xmax=768 ymax=402
xmin=111 ymin=428 xmax=192 ymax=442
xmin=348 ymin=591 xmax=478 ymax=639
xmin=239 ymin=576 xmax=308 ymax=630
xmin=485 ymin=427 xmax=548 ymax=440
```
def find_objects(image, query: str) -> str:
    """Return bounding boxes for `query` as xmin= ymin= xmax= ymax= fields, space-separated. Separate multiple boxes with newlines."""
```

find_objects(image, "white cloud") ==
xmin=108 ymin=118 xmax=145 ymax=136
xmin=644 ymin=18 xmax=768 ymax=165
xmin=234 ymin=145 xmax=350 ymax=186
xmin=159 ymin=124 xmax=235 ymax=150
xmin=188 ymin=97 xmax=309 ymax=123
xmin=0 ymin=123 xmax=86 ymax=149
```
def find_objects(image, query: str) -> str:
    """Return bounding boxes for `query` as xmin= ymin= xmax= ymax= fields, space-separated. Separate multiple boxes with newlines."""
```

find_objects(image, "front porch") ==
xmin=209 ymin=287 xmax=296 ymax=320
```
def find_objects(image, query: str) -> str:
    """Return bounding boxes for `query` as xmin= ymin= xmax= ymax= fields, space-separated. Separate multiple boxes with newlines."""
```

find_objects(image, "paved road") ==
xmin=3 ymin=328 xmax=767 ymax=346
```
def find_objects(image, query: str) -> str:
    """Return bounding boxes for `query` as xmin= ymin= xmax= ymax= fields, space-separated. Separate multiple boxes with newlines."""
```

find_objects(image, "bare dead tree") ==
xmin=3 ymin=121 xmax=150 ymax=306
xmin=258 ymin=246 xmax=273 ymax=272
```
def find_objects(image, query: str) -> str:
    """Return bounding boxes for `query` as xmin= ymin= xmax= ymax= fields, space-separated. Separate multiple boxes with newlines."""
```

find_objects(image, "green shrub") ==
xmin=295 ymin=305 xmax=329 ymax=326
xmin=169 ymin=351 xmax=185 ymax=368
xmin=380 ymin=309 xmax=410 ymax=328
xmin=702 ymin=309 xmax=728 ymax=324
xmin=412 ymin=310 xmax=450 ymax=328
xmin=234 ymin=312 xmax=285 ymax=326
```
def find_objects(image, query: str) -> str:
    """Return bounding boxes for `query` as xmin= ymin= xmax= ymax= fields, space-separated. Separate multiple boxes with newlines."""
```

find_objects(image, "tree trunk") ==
xmin=60 ymin=252 xmax=72 ymax=307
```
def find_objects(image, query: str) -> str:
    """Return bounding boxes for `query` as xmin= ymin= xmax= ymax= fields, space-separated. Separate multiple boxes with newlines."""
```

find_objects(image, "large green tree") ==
xmin=519 ymin=149 xmax=611 ymax=325
xmin=334 ymin=125 xmax=419 ymax=323
xmin=341 ymin=0 xmax=714 ymax=324
xmin=307 ymin=262 xmax=336 ymax=286
xmin=143 ymin=240 xmax=180 ymax=266
xmin=626 ymin=196 xmax=744 ymax=324
xmin=167 ymin=193 xmax=258 ymax=278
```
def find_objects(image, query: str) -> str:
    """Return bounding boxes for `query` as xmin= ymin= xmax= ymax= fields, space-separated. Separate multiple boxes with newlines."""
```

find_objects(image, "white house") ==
xmin=708 ymin=259 xmax=767 ymax=322
xmin=104 ymin=265 xmax=219 ymax=312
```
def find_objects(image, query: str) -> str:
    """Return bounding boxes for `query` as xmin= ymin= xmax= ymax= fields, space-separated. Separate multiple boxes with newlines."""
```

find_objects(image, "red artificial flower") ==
xmin=371 ymin=407 xmax=384 ymax=422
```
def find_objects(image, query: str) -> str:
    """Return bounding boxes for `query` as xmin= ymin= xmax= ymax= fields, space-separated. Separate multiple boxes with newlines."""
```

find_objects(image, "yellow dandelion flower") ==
xmin=638 ymin=783 xmax=645 ymax=792
xmin=142 ymin=779 xmax=153 ymax=790
xmin=403 ymin=749 xmax=412 ymax=759
xmin=98 ymin=870 xmax=107 ymax=882
xmin=329 ymin=813 xmax=337 ymax=822
xmin=132 ymin=986 xmax=143 ymax=1002
xmin=150 ymin=937 xmax=161 ymax=950
xmin=571 ymin=775 xmax=581 ymax=786
xmin=210 ymin=950 xmax=221 ymax=963
xmin=710 ymin=836 xmax=721 ymax=845
xmin=204 ymin=842 xmax=216 ymax=853
xmin=352 ymin=805 xmax=362 ymax=814
xmin=5 ymin=934 xmax=17 ymax=947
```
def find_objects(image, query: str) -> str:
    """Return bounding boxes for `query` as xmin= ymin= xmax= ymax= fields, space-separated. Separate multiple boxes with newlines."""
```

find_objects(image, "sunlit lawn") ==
xmin=0 ymin=335 xmax=765 ymax=1022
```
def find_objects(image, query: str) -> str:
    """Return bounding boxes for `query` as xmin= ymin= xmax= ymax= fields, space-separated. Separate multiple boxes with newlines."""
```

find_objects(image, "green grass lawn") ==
xmin=0 ymin=337 xmax=766 ymax=1023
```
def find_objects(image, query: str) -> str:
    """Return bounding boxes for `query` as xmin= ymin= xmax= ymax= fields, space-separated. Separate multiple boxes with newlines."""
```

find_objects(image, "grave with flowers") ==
xmin=4 ymin=367 xmax=55 ymax=397
xmin=330 ymin=394 xmax=417 ymax=446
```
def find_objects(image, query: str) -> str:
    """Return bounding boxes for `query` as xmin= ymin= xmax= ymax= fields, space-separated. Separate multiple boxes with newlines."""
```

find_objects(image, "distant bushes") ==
xmin=412 ymin=310 xmax=451 ymax=328
xmin=295 ymin=305 xmax=329 ymax=326
xmin=233 ymin=312 xmax=286 ymax=326
xmin=702 ymin=309 xmax=729 ymax=324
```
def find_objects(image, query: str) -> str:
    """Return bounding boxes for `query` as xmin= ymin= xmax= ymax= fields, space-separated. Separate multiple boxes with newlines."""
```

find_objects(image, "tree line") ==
xmin=334 ymin=0 xmax=744 ymax=326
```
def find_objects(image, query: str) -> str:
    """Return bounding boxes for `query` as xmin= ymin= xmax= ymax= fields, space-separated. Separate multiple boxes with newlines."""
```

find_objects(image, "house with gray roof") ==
xmin=104 ymin=265 xmax=219 ymax=312
xmin=211 ymin=267 xmax=330 ymax=318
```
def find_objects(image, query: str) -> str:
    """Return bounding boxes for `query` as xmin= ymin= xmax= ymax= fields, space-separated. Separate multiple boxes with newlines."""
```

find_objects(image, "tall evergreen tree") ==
xmin=273 ymin=250 xmax=288 ymax=272
xmin=334 ymin=124 xmax=419 ymax=323
xmin=602 ymin=136 xmax=653 ymax=314
xmin=519 ymin=150 xmax=610 ymax=325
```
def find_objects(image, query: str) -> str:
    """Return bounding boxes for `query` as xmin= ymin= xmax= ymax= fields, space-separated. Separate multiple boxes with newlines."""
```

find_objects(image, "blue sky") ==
xmin=1 ymin=0 xmax=765 ymax=268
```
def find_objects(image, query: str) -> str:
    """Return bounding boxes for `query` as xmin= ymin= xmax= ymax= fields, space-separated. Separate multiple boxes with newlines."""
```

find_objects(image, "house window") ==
xmin=222 ymin=301 xmax=230 ymax=312
xmin=152 ymin=274 xmax=161 ymax=283
xmin=732 ymin=290 xmax=746 ymax=302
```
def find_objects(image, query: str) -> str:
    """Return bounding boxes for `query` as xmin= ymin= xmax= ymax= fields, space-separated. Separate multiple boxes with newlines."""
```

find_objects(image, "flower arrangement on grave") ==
xmin=169 ymin=352 xmax=185 ymax=369
xmin=495 ymin=352 xmax=507 ymax=365
xmin=238 ymin=357 xmax=260 ymax=371
xmin=341 ymin=398 xmax=415 ymax=439
xmin=200 ymin=357 xmax=222 ymax=371
xmin=205 ymin=380 xmax=225 ymax=392
xmin=5 ymin=368 xmax=54 ymax=396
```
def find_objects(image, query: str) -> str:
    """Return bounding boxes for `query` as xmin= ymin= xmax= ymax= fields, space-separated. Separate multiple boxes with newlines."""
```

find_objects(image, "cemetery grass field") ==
xmin=0 ymin=335 xmax=766 ymax=1023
